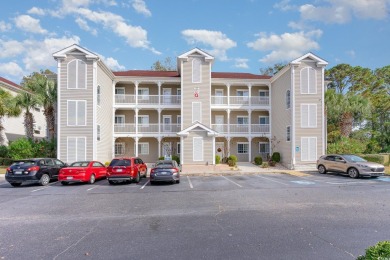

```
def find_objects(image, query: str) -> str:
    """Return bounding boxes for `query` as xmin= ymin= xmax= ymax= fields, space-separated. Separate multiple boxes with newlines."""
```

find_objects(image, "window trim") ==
xmin=115 ymin=87 xmax=125 ymax=95
xmin=137 ymin=115 xmax=149 ymax=126
xmin=115 ymin=142 xmax=125 ymax=156
xmin=259 ymin=142 xmax=270 ymax=154
xmin=258 ymin=90 xmax=269 ymax=97
xmin=286 ymin=126 xmax=291 ymax=142
xmin=237 ymin=142 xmax=249 ymax=154
xmin=286 ymin=90 xmax=291 ymax=109
xmin=237 ymin=116 xmax=249 ymax=125
xmin=301 ymin=104 xmax=317 ymax=128
xmin=115 ymin=115 xmax=125 ymax=125
xmin=67 ymin=100 xmax=86 ymax=126
xmin=67 ymin=59 xmax=87 ymax=89
xmin=259 ymin=116 xmax=269 ymax=125
xmin=300 ymin=67 xmax=317 ymax=94
xmin=136 ymin=142 xmax=149 ymax=155
xmin=138 ymin=87 xmax=150 ymax=100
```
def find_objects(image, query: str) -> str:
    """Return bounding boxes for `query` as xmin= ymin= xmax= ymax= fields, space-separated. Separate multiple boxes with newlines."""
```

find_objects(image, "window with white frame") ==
xmin=259 ymin=90 xmax=269 ymax=97
xmin=237 ymin=116 xmax=248 ymax=124
xmin=301 ymin=137 xmax=317 ymax=161
xmin=67 ymin=137 xmax=86 ymax=162
xmin=97 ymin=125 xmax=101 ymax=141
xmin=286 ymin=126 xmax=291 ymax=142
xmin=236 ymin=90 xmax=249 ymax=97
xmin=115 ymin=88 xmax=125 ymax=94
xmin=136 ymin=143 xmax=149 ymax=155
xmin=259 ymin=116 xmax=269 ymax=125
xmin=177 ymin=143 xmax=180 ymax=154
xmin=259 ymin=142 xmax=270 ymax=154
xmin=301 ymin=104 xmax=317 ymax=128
xmin=67 ymin=59 xmax=86 ymax=89
xmin=286 ymin=90 xmax=291 ymax=109
xmin=138 ymin=88 xmax=149 ymax=100
xmin=237 ymin=143 xmax=249 ymax=154
xmin=300 ymin=67 xmax=317 ymax=94
xmin=192 ymin=102 xmax=201 ymax=122
xmin=177 ymin=116 xmax=181 ymax=124
xmin=137 ymin=115 xmax=149 ymax=126
xmin=115 ymin=115 xmax=125 ymax=124
xmin=192 ymin=58 xmax=202 ymax=83
xmin=67 ymin=100 xmax=86 ymax=126
xmin=97 ymin=85 xmax=101 ymax=106
xmin=115 ymin=143 xmax=125 ymax=156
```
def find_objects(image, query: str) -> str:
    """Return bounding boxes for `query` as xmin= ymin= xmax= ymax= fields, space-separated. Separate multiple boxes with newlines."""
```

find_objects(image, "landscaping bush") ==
xmin=158 ymin=156 xmax=164 ymax=160
xmin=172 ymin=155 xmax=180 ymax=165
xmin=228 ymin=155 xmax=237 ymax=166
xmin=271 ymin=152 xmax=281 ymax=163
xmin=254 ymin=156 xmax=262 ymax=165
xmin=8 ymin=138 xmax=34 ymax=159
xmin=360 ymin=154 xmax=387 ymax=165
xmin=215 ymin=155 xmax=221 ymax=164
xmin=0 ymin=145 xmax=9 ymax=158
xmin=261 ymin=162 xmax=269 ymax=168
xmin=357 ymin=241 xmax=390 ymax=260
xmin=327 ymin=137 xmax=367 ymax=154
xmin=0 ymin=158 xmax=13 ymax=166
xmin=227 ymin=159 xmax=235 ymax=167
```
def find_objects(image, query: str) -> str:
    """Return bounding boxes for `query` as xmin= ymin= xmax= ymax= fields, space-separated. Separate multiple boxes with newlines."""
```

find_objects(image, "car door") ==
xmin=92 ymin=162 xmax=106 ymax=178
xmin=333 ymin=156 xmax=346 ymax=173
xmin=324 ymin=156 xmax=336 ymax=171
xmin=53 ymin=159 xmax=67 ymax=178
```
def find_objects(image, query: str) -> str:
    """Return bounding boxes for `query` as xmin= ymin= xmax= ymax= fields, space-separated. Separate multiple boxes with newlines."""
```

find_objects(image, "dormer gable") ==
xmin=177 ymin=48 xmax=214 ymax=73
xmin=290 ymin=52 xmax=328 ymax=67
xmin=53 ymin=44 xmax=99 ymax=61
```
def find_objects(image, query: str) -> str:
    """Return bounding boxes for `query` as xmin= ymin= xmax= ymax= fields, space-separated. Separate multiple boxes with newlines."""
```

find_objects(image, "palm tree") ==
xmin=15 ymin=91 xmax=40 ymax=140
xmin=0 ymin=89 xmax=22 ymax=145
xmin=325 ymin=89 xmax=371 ymax=137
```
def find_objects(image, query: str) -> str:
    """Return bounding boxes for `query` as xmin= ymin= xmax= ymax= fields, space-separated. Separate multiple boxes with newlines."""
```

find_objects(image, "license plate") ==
xmin=161 ymin=172 xmax=168 ymax=175
xmin=67 ymin=176 xmax=73 ymax=180
xmin=116 ymin=169 xmax=122 ymax=172
xmin=14 ymin=171 xmax=22 ymax=174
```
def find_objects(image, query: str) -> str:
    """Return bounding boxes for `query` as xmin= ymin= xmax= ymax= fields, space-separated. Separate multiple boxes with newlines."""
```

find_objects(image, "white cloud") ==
xmin=132 ymin=0 xmax=152 ymax=17
xmin=0 ymin=21 xmax=12 ymax=32
xmin=101 ymin=56 xmax=126 ymax=71
xmin=0 ymin=62 xmax=24 ymax=78
xmin=14 ymin=15 xmax=48 ymax=34
xmin=27 ymin=7 xmax=46 ymax=16
xmin=75 ymin=18 xmax=98 ymax=35
xmin=247 ymin=30 xmax=322 ymax=64
xmin=181 ymin=29 xmax=237 ymax=61
xmin=299 ymin=0 xmax=390 ymax=24
xmin=0 ymin=40 xmax=25 ymax=58
xmin=234 ymin=58 xmax=249 ymax=69
xmin=274 ymin=0 xmax=297 ymax=11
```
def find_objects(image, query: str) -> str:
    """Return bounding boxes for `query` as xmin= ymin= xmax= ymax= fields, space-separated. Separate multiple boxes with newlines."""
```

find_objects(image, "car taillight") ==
xmin=6 ymin=167 xmax=11 ymax=172
xmin=150 ymin=169 xmax=155 ymax=173
xmin=28 ymin=166 xmax=40 ymax=171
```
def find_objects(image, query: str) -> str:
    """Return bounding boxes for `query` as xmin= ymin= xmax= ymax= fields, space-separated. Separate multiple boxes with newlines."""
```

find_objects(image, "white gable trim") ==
xmin=178 ymin=48 xmax=214 ymax=62
xmin=53 ymin=44 xmax=99 ymax=60
xmin=177 ymin=122 xmax=219 ymax=137
xmin=290 ymin=52 xmax=328 ymax=67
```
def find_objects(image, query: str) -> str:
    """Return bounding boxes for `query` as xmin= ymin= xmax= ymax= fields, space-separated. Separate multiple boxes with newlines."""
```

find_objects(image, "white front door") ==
xmin=163 ymin=88 xmax=171 ymax=104
xmin=163 ymin=115 xmax=171 ymax=132
xmin=215 ymin=115 xmax=224 ymax=133
xmin=162 ymin=142 xmax=172 ymax=158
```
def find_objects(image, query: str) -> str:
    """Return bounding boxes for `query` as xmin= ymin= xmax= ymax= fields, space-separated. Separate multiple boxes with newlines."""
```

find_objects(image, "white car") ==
xmin=316 ymin=154 xmax=385 ymax=178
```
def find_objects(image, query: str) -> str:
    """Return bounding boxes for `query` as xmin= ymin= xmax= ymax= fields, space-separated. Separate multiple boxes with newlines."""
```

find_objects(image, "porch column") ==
xmin=212 ymin=136 xmax=216 ymax=164
xmin=247 ymin=84 xmax=252 ymax=106
xmin=135 ymin=108 xmax=139 ymax=136
xmin=248 ymin=109 xmax=252 ymax=136
xmin=158 ymin=137 xmax=162 ymax=158
xmin=227 ymin=109 xmax=230 ymax=137
xmin=226 ymin=83 xmax=230 ymax=106
xmin=112 ymin=137 xmax=117 ymax=158
xmin=158 ymin=82 xmax=161 ymax=106
xmin=135 ymin=137 xmax=139 ymax=157
xmin=227 ymin=137 xmax=231 ymax=157
xmin=248 ymin=137 xmax=252 ymax=163
xmin=135 ymin=81 xmax=139 ymax=106
xmin=158 ymin=108 xmax=162 ymax=134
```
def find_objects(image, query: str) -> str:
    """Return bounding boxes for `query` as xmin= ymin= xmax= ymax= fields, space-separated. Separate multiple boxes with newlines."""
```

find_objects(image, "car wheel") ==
xmin=108 ymin=180 xmax=115 ymax=185
xmin=348 ymin=167 xmax=360 ymax=179
xmin=134 ymin=172 xmax=140 ymax=183
xmin=89 ymin=174 xmax=96 ymax=184
xmin=61 ymin=181 xmax=69 ymax=185
xmin=10 ymin=182 xmax=22 ymax=187
xmin=176 ymin=180 xmax=180 ymax=184
xmin=318 ymin=165 xmax=327 ymax=174
xmin=39 ymin=174 xmax=50 ymax=186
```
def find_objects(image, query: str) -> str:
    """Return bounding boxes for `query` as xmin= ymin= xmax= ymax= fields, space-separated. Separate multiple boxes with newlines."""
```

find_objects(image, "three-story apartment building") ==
xmin=53 ymin=44 xmax=327 ymax=169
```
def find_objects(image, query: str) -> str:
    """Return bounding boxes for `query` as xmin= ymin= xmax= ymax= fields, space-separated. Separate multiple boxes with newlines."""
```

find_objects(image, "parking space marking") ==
xmin=221 ymin=176 xmax=242 ymax=188
xmin=87 ymin=186 xmax=98 ymax=191
xmin=255 ymin=175 xmax=289 ymax=186
xmin=187 ymin=176 xmax=193 ymax=189
xmin=140 ymin=180 xmax=149 ymax=189
xmin=291 ymin=180 xmax=316 ymax=185
xmin=31 ymin=187 xmax=46 ymax=192
xmin=326 ymin=181 xmax=376 ymax=185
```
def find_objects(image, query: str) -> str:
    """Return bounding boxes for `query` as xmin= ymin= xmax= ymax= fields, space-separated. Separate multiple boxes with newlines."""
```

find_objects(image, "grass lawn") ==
xmin=0 ymin=166 xmax=6 ymax=174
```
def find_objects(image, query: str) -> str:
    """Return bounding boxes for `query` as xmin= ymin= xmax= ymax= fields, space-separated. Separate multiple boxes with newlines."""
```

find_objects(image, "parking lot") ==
xmin=0 ymin=172 xmax=389 ymax=259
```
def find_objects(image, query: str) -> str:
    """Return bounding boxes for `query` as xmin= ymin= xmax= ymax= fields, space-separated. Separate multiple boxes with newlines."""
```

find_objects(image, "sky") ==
xmin=0 ymin=0 xmax=389 ymax=84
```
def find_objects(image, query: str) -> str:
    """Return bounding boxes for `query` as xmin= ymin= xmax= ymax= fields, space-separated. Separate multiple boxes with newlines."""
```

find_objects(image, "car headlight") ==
xmin=357 ymin=164 xmax=369 ymax=168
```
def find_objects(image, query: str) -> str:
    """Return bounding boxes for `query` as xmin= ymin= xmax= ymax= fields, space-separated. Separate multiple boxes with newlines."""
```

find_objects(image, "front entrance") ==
xmin=162 ymin=142 xmax=172 ymax=158
xmin=216 ymin=142 xmax=224 ymax=158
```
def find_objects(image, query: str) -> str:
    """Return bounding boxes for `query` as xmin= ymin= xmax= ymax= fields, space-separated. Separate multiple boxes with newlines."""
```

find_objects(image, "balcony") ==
xmin=211 ymin=96 xmax=269 ymax=107
xmin=211 ymin=124 xmax=270 ymax=134
xmin=115 ymin=95 xmax=181 ymax=106
xmin=114 ymin=123 xmax=181 ymax=134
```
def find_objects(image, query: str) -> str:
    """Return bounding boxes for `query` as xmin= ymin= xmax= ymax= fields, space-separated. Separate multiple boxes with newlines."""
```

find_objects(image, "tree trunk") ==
xmin=339 ymin=112 xmax=353 ymax=137
xmin=44 ymin=106 xmax=56 ymax=141
xmin=0 ymin=118 xmax=9 ymax=146
xmin=24 ymin=112 xmax=34 ymax=140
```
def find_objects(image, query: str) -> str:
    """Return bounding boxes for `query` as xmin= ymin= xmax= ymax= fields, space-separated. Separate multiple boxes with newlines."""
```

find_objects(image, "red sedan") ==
xmin=58 ymin=161 xmax=107 ymax=185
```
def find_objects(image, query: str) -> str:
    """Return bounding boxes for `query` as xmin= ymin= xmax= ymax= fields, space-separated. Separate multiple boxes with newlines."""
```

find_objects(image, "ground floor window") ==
xmin=301 ymin=137 xmax=317 ymax=161
xmin=137 ymin=142 xmax=149 ymax=155
xmin=115 ymin=143 xmax=125 ymax=156
xmin=237 ymin=143 xmax=249 ymax=154
xmin=259 ymin=142 xmax=270 ymax=154
xmin=67 ymin=137 xmax=86 ymax=162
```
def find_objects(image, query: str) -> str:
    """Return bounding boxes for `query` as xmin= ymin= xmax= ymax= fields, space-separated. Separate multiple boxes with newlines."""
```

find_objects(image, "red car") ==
xmin=58 ymin=161 xmax=107 ymax=185
xmin=106 ymin=157 xmax=147 ymax=184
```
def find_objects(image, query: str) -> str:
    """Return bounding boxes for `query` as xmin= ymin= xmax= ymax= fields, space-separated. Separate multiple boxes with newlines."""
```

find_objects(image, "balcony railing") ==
xmin=211 ymin=124 xmax=270 ymax=134
xmin=115 ymin=94 xmax=180 ymax=105
xmin=211 ymin=96 xmax=269 ymax=106
xmin=114 ymin=123 xmax=181 ymax=133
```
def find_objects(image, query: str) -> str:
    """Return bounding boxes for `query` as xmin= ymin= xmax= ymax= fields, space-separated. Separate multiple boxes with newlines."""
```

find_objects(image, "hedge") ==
xmin=254 ymin=156 xmax=262 ymax=165
xmin=0 ymin=158 xmax=13 ymax=166
xmin=215 ymin=155 xmax=221 ymax=164
xmin=360 ymin=154 xmax=388 ymax=166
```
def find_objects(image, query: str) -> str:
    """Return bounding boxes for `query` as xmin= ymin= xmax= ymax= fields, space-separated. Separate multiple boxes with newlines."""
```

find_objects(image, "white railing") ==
xmin=251 ymin=124 xmax=270 ymax=133
xmin=251 ymin=96 xmax=269 ymax=105
xmin=211 ymin=96 xmax=269 ymax=106
xmin=115 ymin=94 xmax=135 ymax=104
xmin=114 ymin=123 xmax=181 ymax=133
xmin=211 ymin=124 xmax=270 ymax=134
xmin=115 ymin=95 xmax=181 ymax=105
xmin=211 ymin=96 xmax=228 ymax=105
xmin=114 ymin=124 xmax=135 ymax=133
xmin=160 ymin=95 xmax=181 ymax=105
xmin=138 ymin=95 xmax=159 ymax=105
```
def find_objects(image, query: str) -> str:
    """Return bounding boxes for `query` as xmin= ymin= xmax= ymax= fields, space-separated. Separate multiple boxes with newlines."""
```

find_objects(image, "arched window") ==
xmin=67 ymin=59 xmax=86 ymax=89
xmin=300 ymin=67 xmax=316 ymax=94
xmin=192 ymin=58 xmax=201 ymax=83
xmin=286 ymin=90 xmax=291 ymax=109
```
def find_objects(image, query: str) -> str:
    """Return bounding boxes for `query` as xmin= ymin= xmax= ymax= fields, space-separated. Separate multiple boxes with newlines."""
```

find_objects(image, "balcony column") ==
xmin=248 ymin=137 xmax=252 ymax=163
xmin=135 ymin=108 xmax=139 ymax=137
xmin=248 ymin=109 xmax=252 ymax=136
xmin=226 ymin=83 xmax=230 ymax=106
xmin=135 ymin=137 xmax=139 ymax=157
xmin=158 ymin=108 xmax=162 ymax=134
xmin=112 ymin=137 xmax=117 ymax=158
xmin=247 ymin=84 xmax=252 ymax=106
xmin=158 ymin=137 xmax=162 ymax=158
xmin=227 ymin=137 xmax=231 ymax=157
xmin=157 ymin=81 xmax=162 ymax=106
xmin=227 ymin=109 xmax=231 ymax=138
xmin=135 ymin=81 xmax=139 ymax=106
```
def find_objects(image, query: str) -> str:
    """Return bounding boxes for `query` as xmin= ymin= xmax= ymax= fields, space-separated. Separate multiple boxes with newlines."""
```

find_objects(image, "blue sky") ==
xmin=0 ymin=0 xmax=389 ymax=84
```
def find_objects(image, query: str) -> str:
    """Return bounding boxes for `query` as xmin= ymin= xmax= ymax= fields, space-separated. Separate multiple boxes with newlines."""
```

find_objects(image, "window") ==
xmin=67 ymin=100 xmax=86 ymax=126
xmin=67 ymin=59 xmax=86 ymax=89
xmin=97 ymin=125 xmax=101 ymax=141
xmin=286 ymin=126 xmax=291 ymax=142
xmin=192 ymin=102 xmax=201 ymax=123
xmin=237 ymin=117 xmax=248 ymax=124
xmin=138 ymin=115 xmax=149 ymax=126
xmin=192 ymin=58 xmax=201 ymax=83
xmin=115 ymin=143 xmax=125 ymax=156
xmin=115 ymin=115 xmax=125 ymax=124
xmin=259 ymin=91 xmax=269 ymax=97
xmin=67 ymin=137 xmax=86 ymax=162
xmin=300 ymin=67 xmax=316 ymax=94
xmin=138 ymin=88 xmax=149 ymax=100
xmin=301 ymin=137 xmax=317 ymax=161
xmin=177 ymin=143 xmax=180 ymax=154
xmin=115 ymin=88 xmax=125 ymax=94
xmin=286 ymin=90 xmax=291 ymax=109
xmin=97 ymin=85 xmax=101 ymax=106
xmin=177 ymin=116 xmax=181 ymax=124
xmin=236 ymin=90 xmax=249 ymax=97
xmin=137 ymin=143 xmax=149 ymax=155
xmin=237 ymin=143 xmax=249 ymax=154
xmin=301 ymin=104 xmax=317 ymax=128
xmin=259 ymin=142 xmax=270 ymax=154
xmin=259 ymin=116 xmax=269 ymax=125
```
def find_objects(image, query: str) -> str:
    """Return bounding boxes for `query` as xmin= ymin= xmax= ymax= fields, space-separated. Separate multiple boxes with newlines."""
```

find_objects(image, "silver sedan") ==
xmin=316 ymin=154 xmax=385 ymax=178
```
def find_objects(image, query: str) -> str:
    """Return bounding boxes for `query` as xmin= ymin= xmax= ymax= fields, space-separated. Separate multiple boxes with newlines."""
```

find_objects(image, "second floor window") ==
xmin=237 ymin=117 xmax=248 ymax=125
xmin=301 ymin=104 xmax=317 ymax=128
xmin=259 ymin=116 xmax=269 ymax=125
xmin=300 ymin=67 xmax=316 ymax=94
xmin=97 ymin=85 xmax=101 ymax=106
xmin=286 ymin=90 xmax=291 ymax=109
xmin=67 ymin=100 xmax=86 ymax=126
xmin=67 ymin=59 xmax=86 ymax=89
xmin=192 ymin=58 xmax=201 ymax=83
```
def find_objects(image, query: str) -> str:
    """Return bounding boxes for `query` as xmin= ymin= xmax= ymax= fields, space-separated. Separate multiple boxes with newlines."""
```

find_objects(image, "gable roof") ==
xmin=52 ymin=44 xmax=99 ymax=60
xmin=178 ymin=48 xmax=214 ymax=62
xmin=177 ymin=121 xmax=219 ymax=137
xmin=0 ymin=77 xmax=25 ymax=93
xmin=290 ymin=52 xmax=328 ymax=67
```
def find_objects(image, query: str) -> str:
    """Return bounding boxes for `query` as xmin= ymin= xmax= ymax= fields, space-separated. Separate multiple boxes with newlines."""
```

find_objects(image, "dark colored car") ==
xmin=106 ymin=157 xmax=147 ymax=184
xmin=149 ymin=160 xmax=181 ymax=185
xmin=5 ymin=158 xmax=68 ymax=187
xmin=58 ymin=161 xmax=107 ymax=185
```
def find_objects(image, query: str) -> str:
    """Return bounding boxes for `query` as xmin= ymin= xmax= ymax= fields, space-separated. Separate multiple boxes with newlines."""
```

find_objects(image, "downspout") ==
xmin=291 ymin=65 xmax=296 ymax=169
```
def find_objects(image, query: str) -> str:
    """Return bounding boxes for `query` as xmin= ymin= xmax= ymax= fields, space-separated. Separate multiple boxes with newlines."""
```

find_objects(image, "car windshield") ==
xmin=343 ymin=155 xmax=367 ymax=163
xmin=12 ymin=160 xmax=36 ymax=167
xmin=110 ymin=159 xmax=131 ymax=166
xmin=155 ymin=161 xmax=174 ymax=167
xmin=70 ymin=161 xmax=90 ymax=167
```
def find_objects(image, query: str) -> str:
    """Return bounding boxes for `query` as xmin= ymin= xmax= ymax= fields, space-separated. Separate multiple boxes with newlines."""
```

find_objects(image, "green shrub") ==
xmin=254 ymin=156 xmax=262 ymax=165
xmin=327 ymin=137 xmax=367 ymax=154
xmin=0 ymin=158 xmax=13 ymax=166
xmin=0 ymin=145 xmax=9 ymax=158
xmin=360 ymin=154 xmax=386 ymax=165
xmin=271 ymin=152 xmax=281 ymax=163
xmin=227 ymin=159 xmax=235 ymax=167
xmin=172 ymin=155 xmax=180 ymax=165
xmin=215 ymin=155 xmax=221 ymax=164
xmin=357 ymin=241 xmax=390 ymax=260
xmin=8 ymin=138 xmax=34 ymax=159
xmin=104 ymin=161 xmax=110 ymax=166
xmin=261 ymin=162 xmax=269 ymax=168
xmin=158 ymin=156 xmax=164 ymax=160
xmin=269 ymin=160 xmax=276 ymax=166
xmin=228 ymin=155 xmax=237 ymax=165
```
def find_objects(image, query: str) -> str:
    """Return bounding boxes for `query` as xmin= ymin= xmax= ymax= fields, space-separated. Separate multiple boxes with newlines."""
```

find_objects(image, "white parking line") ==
xmin=87 ymin=186 xmax=98 ymax=191
xmin=326 ymin=181 xmax=376 ymax=185
xmin=256 ymin=175 xmax=289 ymax=186
xmin=31 ymin=187 xmax=46 ymax=192
xmin=140 ymin=180 xmax=149 ymax=189
xmin=187 ymin=176 xmax=193 ymax=189
xmin=221 ymin=176 xmax=242 ymax=188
